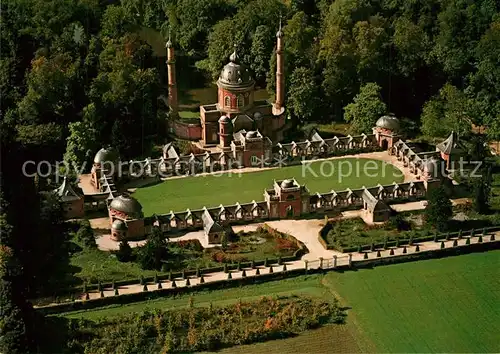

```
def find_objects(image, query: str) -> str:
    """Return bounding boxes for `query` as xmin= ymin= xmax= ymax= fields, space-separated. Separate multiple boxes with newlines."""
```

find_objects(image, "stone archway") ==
xmin=381 ymin=139 xmax=389 ymax=150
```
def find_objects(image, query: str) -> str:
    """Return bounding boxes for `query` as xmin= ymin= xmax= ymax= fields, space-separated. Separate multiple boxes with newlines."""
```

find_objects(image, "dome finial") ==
xmin=229 ymin=43 xmax=239 ymax=63
xmin=166 ymin=27 xmax=172 ymax=48
xmin=276 ymin=13 xmax=284 ymax=38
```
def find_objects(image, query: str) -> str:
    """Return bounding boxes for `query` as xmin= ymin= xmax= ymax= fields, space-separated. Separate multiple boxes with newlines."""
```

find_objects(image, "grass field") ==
xmin=60 ymin=251 xmax=500 ymax=353
xmin=133 ymin=158 xmax=403 ymax=216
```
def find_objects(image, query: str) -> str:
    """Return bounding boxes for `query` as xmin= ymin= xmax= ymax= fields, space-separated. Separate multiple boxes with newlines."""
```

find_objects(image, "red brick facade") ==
xmin=172 ymin=120 xmax=202 ymax=141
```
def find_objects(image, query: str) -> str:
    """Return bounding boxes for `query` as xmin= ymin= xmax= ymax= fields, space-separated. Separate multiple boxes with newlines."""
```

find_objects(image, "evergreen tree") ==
xmin=425 ymin=187 xmax=452 ymax=232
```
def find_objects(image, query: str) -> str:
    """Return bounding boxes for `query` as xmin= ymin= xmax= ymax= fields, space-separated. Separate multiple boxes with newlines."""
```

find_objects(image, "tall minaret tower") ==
xmin=166 ymin=30 xmax=178 ymax=117
xmin=273 ymin=16 xmax=285 ymax=116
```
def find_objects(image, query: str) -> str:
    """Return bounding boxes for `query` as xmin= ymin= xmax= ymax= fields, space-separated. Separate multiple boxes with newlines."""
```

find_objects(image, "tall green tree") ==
xmin=344 ymin=82 xmax=386 ymax=133
xmin=421 ymin=84 xmax=475 ymax=138
xmin=288 ymin=67 xmax=319 ymax=123
xmin=425 ymin=186 xmax=452 ymax=231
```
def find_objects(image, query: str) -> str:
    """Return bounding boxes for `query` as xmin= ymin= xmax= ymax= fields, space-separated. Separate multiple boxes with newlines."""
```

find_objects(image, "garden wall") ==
xmin=37 ymin=238 xmax=499 ymax=316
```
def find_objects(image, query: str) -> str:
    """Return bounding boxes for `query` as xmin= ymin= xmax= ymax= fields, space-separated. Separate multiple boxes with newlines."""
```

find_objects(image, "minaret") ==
xmin=166 ymin=30 xmax=178 ymax=117
xmin=273 ymin=16 xmax=285 ymax=115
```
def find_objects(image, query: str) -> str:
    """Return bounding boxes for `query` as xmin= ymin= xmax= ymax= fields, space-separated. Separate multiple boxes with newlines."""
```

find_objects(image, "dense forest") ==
xmin=1 ymin=0 xmax=499 ymax=352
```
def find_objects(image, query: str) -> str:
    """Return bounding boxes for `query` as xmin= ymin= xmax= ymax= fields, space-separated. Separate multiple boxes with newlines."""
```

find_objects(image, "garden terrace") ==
xmin=133 ymin=158 xmax=404 ymax=216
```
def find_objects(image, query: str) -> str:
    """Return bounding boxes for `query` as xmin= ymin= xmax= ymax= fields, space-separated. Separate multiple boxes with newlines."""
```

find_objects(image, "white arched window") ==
xmin=237 ymin=94 xmax=244 ymax=107
xmin=224 ymin=96 xmax=231 ymax=107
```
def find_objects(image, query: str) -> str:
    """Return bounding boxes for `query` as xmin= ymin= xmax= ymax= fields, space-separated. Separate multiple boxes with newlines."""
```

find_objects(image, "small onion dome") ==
xmin=245 ymin=131 xmax=258 ymax=139
xmin=166 ymin=39 xmax=172 ymax=48
xmin=218 ymin=115 xmax=231 ymax=124
xmin=375 ymin=115 xmax=400 ymax=131
xmin=253 ymin=112 xmax=263 ymax=120
xmin=111 ymin=219 xmax=128 ymax=231
xmin=281 ymin=179 xmax=295 ymax=189
xmin=109 ymin=194 xmax=143 ymax=218
xmin=276 ymin=28 xmax=283 ymax=38
xmin=94 ymin=147 xmax=119 ymax=164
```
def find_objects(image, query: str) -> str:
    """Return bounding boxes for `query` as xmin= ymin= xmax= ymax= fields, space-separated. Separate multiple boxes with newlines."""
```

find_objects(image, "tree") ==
xmin=344 ymin=83 xmax=387 ymax=133
xmin=425 ymin=187 xmax=452 ymax=231
xmin=288 ymin=67 xmax=319 ymax=123
xmin=421 ymin=84 xmax=475 ymax=138
xmin=137 ymin=227 xmax=167 ymax=270
xmin=63 ymin=114 xmax=98 ymax=172
xmin=250 ymin=25 xmax=274 ymax=85
xmin=75 ymin=220 xmax=96 ymax=249
xmin=116 ymin=240 xmax=133 ymax=262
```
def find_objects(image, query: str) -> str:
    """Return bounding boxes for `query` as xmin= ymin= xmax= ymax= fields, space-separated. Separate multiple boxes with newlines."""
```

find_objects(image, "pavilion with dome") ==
xmin=165 ymin=21 xmax=288 ymax=167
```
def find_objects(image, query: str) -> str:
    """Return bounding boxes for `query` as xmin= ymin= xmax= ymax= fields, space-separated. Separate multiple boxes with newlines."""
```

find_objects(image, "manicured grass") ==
xmin=70 ymin=248 xmax=163 ymax=285
xmin=60 ymin=251 xmax=500 ymax=353
xmin=133 ymin=158 xmax=404 ymax=216
xmin=178 ymin=110 xmax=200 ymax=120
xmin=323 ymin=250 xmax=500 ymax=353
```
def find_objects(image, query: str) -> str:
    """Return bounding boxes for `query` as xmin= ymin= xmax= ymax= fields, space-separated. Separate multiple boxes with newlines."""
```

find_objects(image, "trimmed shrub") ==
xmin=283 ymin=263 xmax=287 ymax=271
xmin=199 ymin=275 xmax=205 ymax=284
xmin=100 ymin=290 xmax=104 ymax=298
xmin=415 ymin=245 xmax=420 ymax=252
xmin=185 ymin=277 xmax=191 ymax=286
xmin=269 ymin=266 xmax=273 ymax=274
xmin=255 ymin=267 xmax=260 ymax=275
xmin=363 ymin=253 xmax=368 ymax=259
xmin=402 ymin=246 xmax=407 ymax=254
xmin=376 ymin=250 xmax=381 ymax=257
xmin=241 ymin=269 xmax=246 ymax=277
xmin=227 ymin=272 xmax=232 ymax=280
xmin=389 ymin=248 xmax=394 ymax=255
xmin=116 ymin=240 xmax=133 ymax=262
xmin=491 ymin=233 xmax=496 ymax=241
xmin=114 ymin=288 xmax=119 ymax=296
xmin=171 ymin=280 xmax=177 ymax=288
xmin=85 ymin=292 xmax=89 ymax=300
xmin=453 ymin=239 xmax=458 ymax=247
xmin=143 ymin=284 xmax=148 ymax=292
xmin=157 ymin=282 xmax=162 ymax=290
xmin=440 ymin=241 xmax=445 ymax=249
xmin=465 ymin=237 xmax=471 ymax=245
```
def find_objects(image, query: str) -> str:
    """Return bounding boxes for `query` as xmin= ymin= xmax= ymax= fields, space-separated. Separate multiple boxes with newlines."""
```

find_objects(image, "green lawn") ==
xmin=60 ymin=251 xmax=500 ymax=353
xmin=133 ymin=158 xmax=404 ymax=216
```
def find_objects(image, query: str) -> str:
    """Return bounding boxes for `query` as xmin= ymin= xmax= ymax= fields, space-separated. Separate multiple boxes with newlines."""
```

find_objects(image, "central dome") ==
xmin=109 ymin=194 xmax=143 ymax=218
xmin=94 ymin=147 xmax=119 ymax=164
xmin=218 ymin=46 xmax=254 ymax=89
